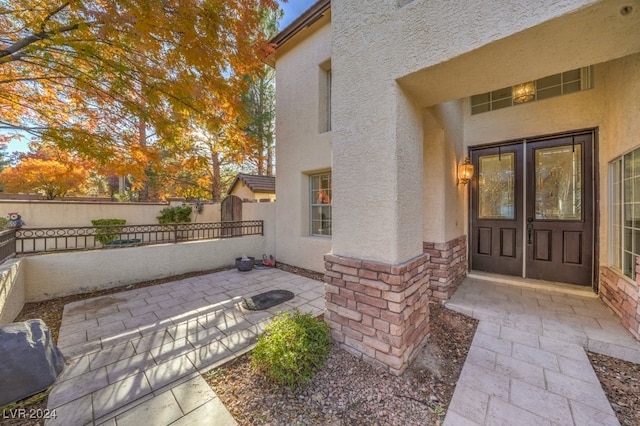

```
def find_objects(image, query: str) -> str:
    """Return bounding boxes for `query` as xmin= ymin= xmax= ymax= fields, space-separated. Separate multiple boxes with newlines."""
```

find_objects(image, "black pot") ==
xmin=235 ymin=257 xmax=255 ymax=272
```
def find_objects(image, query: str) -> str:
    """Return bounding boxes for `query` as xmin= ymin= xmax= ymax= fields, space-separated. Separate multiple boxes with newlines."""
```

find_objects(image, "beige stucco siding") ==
xmin=598 ymin=53 xmax=640 ymax=267
xmin=275 ymin=0 xmax=640 ymax=274
xmin=423 ymin=101 xmax=466 ymax=244
xmin=275 ymin=16 xmax=332 ymax=272
xmin=24 ymin=235 xmax=269 ymax=302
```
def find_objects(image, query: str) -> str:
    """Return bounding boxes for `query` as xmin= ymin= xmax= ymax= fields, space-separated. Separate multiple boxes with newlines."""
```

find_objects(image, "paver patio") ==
xmin=444 ymin=273 xmax=640 ymax=426
xmin=46 ymin=268 xmax=324 ymax=425
xmin=47 ymin=268 xmax=640 ymax=425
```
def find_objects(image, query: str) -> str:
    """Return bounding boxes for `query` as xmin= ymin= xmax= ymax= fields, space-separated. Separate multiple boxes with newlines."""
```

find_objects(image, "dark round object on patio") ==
xmin=242 ymin=290 xmax=295 ymax=310
xmin=235 ymin=256 xmax=255 ymax=272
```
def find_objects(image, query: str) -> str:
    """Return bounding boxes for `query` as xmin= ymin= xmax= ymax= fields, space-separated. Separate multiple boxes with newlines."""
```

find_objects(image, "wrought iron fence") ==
xmin=15 ymin=221 xmax=263 ymax=254
xmin=0 ymin=228 xmax=16 ymax=263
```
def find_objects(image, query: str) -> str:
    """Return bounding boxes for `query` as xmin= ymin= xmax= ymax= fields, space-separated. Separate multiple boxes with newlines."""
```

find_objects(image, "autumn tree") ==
xmin=241 ymin=8 xmax=280 ymax=176
xmin=0 ymin=0 xmax=279 ymax=190
xmin=0 ymin=145 xmax=91 ymax=199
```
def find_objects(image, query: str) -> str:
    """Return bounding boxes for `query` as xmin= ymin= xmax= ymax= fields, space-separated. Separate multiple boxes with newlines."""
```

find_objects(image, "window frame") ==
xmin=609 ymin=148 xmax=640 ymax=280
xmin=309 ymin=172 xmax=332 ymax=237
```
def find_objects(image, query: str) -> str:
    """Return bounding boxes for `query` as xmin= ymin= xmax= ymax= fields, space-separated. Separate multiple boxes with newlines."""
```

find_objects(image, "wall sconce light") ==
xmin=512 ymin=81 xmax=535 ymax=103
xmin=458 ymin=157 xmax=474 ymax=186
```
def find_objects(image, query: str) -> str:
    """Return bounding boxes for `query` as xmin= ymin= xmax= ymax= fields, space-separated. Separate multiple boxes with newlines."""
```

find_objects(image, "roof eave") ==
xmin=271 ymin=0 xmax=330 ymax=50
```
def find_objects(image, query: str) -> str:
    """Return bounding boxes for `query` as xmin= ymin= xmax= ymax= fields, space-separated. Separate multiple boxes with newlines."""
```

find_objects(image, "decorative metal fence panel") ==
xmin=15 ymin=221 xmax=263 ymax=254
xmin=0 ymin=229 xmax=16 ymax=263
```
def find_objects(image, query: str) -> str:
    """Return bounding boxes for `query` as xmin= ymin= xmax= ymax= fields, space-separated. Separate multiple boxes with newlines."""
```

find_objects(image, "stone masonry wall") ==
xmin=324 ymin=253 xmax=430 ymax=375
xmin=423 ymin=235 xmax=467 ymax=302
xmin=599 ymin=266 xmax=640 ymax=340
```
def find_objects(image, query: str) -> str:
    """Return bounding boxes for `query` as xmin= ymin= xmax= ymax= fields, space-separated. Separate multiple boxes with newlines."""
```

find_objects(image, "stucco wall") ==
xmin=0 ymin=199 xmax=278 ymax=228
xmin=275 ymin=0 xmax=640 ymax=273
xmin=330 ymin=0 xmax=636 ymax=265
xmin=0 ymin=259 xmax=25 ymax=325
xmin=0 ymin=202 xmax=275 ymax=310
xmin=275 ymin=15 xmax=332 ymax=272
xmin=423 ymin=101 xmax=466 ymax=243
xmin=24 ymin=235 xmax=269 ymax=302
xmin=0 ymin=200 xmax=223 ymax=227
xmin=598 ymin=53 xmax=640 ymax=267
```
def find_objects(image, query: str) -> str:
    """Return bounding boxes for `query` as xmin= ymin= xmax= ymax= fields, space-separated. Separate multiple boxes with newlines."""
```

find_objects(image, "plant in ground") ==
xmin=156 ymin=205 xmax=192 ymax=224
xmin=251 ymin=310 xmax=332 ymax=387
xmin=91 ymin=219 xmax=126 ymax=245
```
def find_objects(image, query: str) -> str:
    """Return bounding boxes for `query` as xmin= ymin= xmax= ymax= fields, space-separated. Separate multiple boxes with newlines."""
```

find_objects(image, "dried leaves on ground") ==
xmin=588 ymin=352 xmax=640 ymax=426
xmin=204 ymin=304 xmax=478 ymax=425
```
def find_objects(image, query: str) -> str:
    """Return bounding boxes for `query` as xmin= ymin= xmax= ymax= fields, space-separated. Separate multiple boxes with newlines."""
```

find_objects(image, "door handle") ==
xmin=527 ymin=218 xmax=533 ymax=245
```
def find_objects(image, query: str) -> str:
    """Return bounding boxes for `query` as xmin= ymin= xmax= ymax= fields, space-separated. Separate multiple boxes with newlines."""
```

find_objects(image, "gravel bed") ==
xmin=204 ymin=303 xmax=477 ymax=425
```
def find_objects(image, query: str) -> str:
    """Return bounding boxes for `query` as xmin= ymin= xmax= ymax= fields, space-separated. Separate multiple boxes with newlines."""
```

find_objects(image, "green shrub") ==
xmin=0 ymin=217 xmax=8 ymax=230
xmin=251 ymin=310 xmax=332 ymax=387
xmin=157 ymin=205 xmax=192 ymax=224
xmin=91 ymin=219 xmax=126 ymax=245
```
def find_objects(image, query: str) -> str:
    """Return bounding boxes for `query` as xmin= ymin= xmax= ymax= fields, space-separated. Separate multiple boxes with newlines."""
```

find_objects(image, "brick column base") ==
xmin=423 ymin=235 xmax=467 ymax=302
xmin=599 ymin=266 xmax=640 ymax=340
xmin=324 ymin=253 xmax=430 ymax=375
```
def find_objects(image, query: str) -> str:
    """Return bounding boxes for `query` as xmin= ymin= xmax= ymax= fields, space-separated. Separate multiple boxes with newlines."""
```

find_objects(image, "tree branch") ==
xmin=41 ymin=3 xmax=71 ymax=33
xmin=0 ymin=22 xmax=88 ymax=59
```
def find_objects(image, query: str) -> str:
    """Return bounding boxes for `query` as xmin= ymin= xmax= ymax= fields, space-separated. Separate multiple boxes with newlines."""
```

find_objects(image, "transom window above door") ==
xmin=470 ymin=66 xmax=594 ymax=115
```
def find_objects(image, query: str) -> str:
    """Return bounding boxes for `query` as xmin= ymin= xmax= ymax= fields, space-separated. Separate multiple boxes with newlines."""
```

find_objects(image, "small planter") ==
xmin=235 ymin=257 xmax=255 ymax=272
xmin=105 ymin=239 xmax=142 ymax=247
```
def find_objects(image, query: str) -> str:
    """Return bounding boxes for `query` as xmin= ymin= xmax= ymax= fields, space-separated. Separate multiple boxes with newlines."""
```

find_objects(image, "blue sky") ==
xmin=278 ymin=0 xmax=316 ymax=29
xmin=4 ymin=1 xmax=316 ymax=154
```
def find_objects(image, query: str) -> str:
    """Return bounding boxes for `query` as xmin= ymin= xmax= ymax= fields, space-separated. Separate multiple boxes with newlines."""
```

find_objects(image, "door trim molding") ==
xmin=467 ymin=128 xmax=599 ymax=289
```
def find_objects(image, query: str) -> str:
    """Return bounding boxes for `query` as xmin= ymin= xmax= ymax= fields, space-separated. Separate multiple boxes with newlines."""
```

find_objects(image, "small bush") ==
xmin=251 ymin=310 xmax=332 ymax=387
xmin=91 ymin=219 xmax=126 ymax=245
xmin=157 ymin=205 xmax=192 ymax=224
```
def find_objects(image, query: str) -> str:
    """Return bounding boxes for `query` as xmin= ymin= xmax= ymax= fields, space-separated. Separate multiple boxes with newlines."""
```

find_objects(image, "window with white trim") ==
xmin=310 ymin=173 xmax=331 ymax=236
xmin=610 ymin=148 xmax=640 ymax=279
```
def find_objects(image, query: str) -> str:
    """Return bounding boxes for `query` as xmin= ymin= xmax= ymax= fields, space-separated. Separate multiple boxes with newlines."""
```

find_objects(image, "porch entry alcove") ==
xmin=469 ymin=129 xmax=596 ymax=288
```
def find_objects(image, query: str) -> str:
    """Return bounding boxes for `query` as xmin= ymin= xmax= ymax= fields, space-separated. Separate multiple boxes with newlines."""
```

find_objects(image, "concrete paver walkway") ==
xmin=48 ymin=267 xmax=640 ymax=425
xmin=444 ymin=273 xmax=640 ymax=426
xmin=46 ymin=268 xmax=324 ymax=425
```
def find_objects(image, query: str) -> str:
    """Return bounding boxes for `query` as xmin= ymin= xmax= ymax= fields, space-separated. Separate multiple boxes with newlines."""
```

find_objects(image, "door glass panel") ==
xmin=478 ymin=153 xmax=515 ymax=219
xmin=534 ymin=144 xmax=582 ymax=220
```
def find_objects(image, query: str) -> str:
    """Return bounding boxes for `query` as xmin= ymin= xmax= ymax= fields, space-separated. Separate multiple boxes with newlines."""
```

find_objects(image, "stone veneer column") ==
xmin=423 ymin=235 xmax=468 ymax=302
xmin=599 ymin=266 xmax=640 ymax=340
xmin=324 ymin=253 xmax=430 ymax=375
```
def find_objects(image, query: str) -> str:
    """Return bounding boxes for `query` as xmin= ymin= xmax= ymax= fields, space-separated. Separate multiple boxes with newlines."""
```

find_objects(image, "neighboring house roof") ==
xmin=227 ymin=174 xmax=276 ymax=195
xmin=271 ymin=0 xmax=330 ymax=49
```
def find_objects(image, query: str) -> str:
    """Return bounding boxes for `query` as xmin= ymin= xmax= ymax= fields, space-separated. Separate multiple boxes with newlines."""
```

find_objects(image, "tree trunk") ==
xmin=138 ymin=117 xmax=149 ymax=202
xmin=211 ymin=151 xmax=221 ymax=202
xmin=267 ymin=145 xmax=274 ymax=176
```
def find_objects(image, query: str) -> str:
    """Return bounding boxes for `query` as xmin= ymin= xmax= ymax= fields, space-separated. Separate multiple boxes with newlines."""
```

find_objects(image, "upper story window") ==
xmin=610 ymin=148 xmax=640 ymax=280
xmin=471 ymin=66 xmax=593 ymax=115
xmin=319 ymin=60 xmax=332 ymax=133
xmin=310 ymin=172 xmax=331 ymax=236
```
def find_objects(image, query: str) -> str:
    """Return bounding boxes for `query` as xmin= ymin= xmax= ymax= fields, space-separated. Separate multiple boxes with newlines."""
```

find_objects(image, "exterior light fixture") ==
xmin=458 ymin=157 xmax=474 ymax=186
xmin=512 ymin=81 xmax=535 ymax=103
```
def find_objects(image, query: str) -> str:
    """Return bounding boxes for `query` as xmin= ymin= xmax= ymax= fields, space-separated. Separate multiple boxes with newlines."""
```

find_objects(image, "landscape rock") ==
xmin=0 ymin=319 xmax=64 ymax=406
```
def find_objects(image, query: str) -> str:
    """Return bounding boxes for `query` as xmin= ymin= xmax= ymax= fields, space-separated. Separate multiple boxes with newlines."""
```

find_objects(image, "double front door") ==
xmin=470 ymin=131 xmax=595 ymax=286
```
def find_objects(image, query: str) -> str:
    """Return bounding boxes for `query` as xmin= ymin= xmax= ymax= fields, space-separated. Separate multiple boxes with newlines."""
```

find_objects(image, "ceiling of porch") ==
xmin=397 ymin=0 xmax=640 ymax=108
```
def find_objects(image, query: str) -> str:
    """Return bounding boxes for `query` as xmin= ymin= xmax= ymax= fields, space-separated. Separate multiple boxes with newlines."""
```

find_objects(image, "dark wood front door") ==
xmin=470 ymin=131 xmax=595 ymax=286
